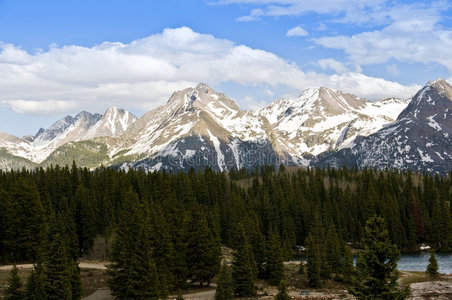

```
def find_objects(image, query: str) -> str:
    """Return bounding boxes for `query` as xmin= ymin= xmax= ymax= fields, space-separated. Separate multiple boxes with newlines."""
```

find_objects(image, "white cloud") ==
xmin=236 ymin=8 xmax=263 ymax=21
xmin=318 ymin=58 xmax=348 ymax=74
xmin=218 ymin=0 xmax=387 ymax=25
xmin=3 ymin=100 xmax=79 ymax=115
xmin=0 ymin=26 xmax=420 ymax=116
xmin=314 ymin=2 xmax=452 ymax=71
xmin=286 ymin=26 xmax=308 ymax=37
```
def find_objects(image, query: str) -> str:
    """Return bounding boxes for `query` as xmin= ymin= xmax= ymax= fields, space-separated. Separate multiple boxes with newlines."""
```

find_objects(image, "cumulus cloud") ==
xmin=314 ymin=2 xmax=452 ymax=71
xmin=318 ymin=58 xmax=348 ymax=74
xmin=286 ymin=26 xmax=308 ymax=37
xmin=0 ymin=26 xmax=420 ymax=116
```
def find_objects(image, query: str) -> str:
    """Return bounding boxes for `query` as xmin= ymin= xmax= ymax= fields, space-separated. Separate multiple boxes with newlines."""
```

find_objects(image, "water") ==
xmin=297 ymin=253 xmax=452 ymax=274
xmin=398 ymin=252 xmax=452 ymax=274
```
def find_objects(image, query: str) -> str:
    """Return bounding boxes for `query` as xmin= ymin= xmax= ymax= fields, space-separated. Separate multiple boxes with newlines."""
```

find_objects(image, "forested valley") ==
xmin=0 ymin=164 xmax=451 ymax=298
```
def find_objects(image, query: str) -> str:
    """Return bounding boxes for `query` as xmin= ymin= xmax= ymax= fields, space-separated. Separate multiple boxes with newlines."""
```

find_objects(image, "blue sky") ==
xmin=0 ymin=0 xmax=451 ymax=136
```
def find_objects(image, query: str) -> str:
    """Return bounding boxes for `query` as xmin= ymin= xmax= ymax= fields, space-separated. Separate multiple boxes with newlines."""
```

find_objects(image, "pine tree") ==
xmin=107 ymin=191 xmax=160 ymax=299
xmin=348 ymin=216 xmax=410 ymax=300
xmin=185 ymin=203 xmax=220 ymax=287
xmin=306 ymin=234 xmax=321 ymax=288
xmin=275 ymin=280 xmax=291 ymax=300
xmin=265 ymin=229 xmax=284 ymax=285
xmin=426 ymin=250 xmax=439 ymax=277
xmin=69 ymin=261 xmax=82 ymax=300
xmin=232 ymin=224 xmax=257 ymax=297
xmin=4 ymin=265 xmax=24 ymax=300
xmin=215 ymin=263 xmax=234 ymax=300
xmin=325 ymin=222 xmax=341 ymax=275
xmin=24 ymin=263 xmax=46 ymax=300
xmin=4 ymin=176 xmax=47 ymax=262
xmin=343 ymin=245 xmax=354 ymax=283
xmin=43 ymin=233 xmax=72 ymax=300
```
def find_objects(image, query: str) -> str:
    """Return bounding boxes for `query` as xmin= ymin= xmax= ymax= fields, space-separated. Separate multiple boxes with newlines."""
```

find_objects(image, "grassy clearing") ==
xmin=399 ymin=270 xmax=452 ymax=286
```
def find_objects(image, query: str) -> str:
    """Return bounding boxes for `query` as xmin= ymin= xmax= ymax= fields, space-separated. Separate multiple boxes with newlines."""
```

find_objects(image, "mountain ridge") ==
xmin=0 ymin=79 xmax=450 ymax=174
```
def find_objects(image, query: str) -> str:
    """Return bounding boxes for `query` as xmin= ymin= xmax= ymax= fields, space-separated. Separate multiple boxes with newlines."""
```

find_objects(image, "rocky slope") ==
xmin=0 ymin=108 xmax=136 ymax=164
xmin=259 ymin=87 xmax=407 ymax=164
xmin=318 ymin=79 xmax=452 ymax=174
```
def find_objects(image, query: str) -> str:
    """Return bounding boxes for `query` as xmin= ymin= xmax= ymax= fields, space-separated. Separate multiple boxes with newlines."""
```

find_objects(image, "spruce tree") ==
xmin=43 ymin=233 xmax=72 ymax=300
xmin=265 ymin=229 xmax=284 ymax=286
xmin=306 ymin=234 xmax=321 ymax=288
xmin=232 ymin=224 xmax=257 ymax=297
xmin=185 ymin=203 xmax=220 ymax=287
xmin=215 ymin=263 xmax=234 ymax=300
xmin=4 ymin=265 xmax=24 ymax=300
xmin=348 ymin=216 xmax=410 ymax=300
xmin=107 ymin=191 xmax=160 ymax=299
xmin=275 ymin=280 xmax=291 ymax=300
xmin=343 ymin=245 xmax=354 ymax=283
xmin=24 ymin=263 xmax=46 ymax=300
xmin=69 ymin=261 xmax=82 ymax=300
xmin=426 ymin=250 xmax=439 ymax=277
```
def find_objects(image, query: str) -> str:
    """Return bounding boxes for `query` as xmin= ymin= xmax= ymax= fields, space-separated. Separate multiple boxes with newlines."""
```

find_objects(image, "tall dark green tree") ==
xmin=4 ymin=176 xmax=47 ymax=262
xmin=107 ymin=191 xmax=160 ymax=300
xmin=215 ymin=263 xmax=234 ymax=300
xmin=232 ymin=224 xmax=257 ymax=297
xmin=343 ymin=244 xmax=354 ymax=283
xmin=348 ymin=216 xmax=410 ymax=300
xmin=306 ymin=234 xmax=321 ymax=288
xmin=4 ymin=265 xmax=24 ymax=300
xmin=185 ymin=202 xmax=220 ymax=287
xmin=426 ymin=250 xmax=439 ymax=277
xmin=43 ymin=233 xmax=72 ymax=300
xmin=24 ymin=263 xmax=46 ymax=300
xmin=264 ymin=229 xmax=284 ymax=285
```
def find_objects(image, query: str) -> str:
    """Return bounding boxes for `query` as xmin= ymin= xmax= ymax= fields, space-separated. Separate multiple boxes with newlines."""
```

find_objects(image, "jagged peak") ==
xmin=105 ymin=106 xmax=122 ymax=114
xmin=426 ymin=78 xmax=449 ymax=87
xmin=195 ymin=82 xmax=214 ymax=94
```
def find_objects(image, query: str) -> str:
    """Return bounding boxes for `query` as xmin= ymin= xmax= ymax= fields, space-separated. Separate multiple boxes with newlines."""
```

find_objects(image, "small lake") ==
xmin=296 ymin=252 xmax=452 ymax=274
xmin=398 ymin=252 xmax=452 ymax=274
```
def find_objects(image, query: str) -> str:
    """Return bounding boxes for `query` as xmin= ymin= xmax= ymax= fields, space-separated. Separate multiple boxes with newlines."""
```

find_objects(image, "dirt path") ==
xmin=0 ymin=262 xmax=107 ymax=271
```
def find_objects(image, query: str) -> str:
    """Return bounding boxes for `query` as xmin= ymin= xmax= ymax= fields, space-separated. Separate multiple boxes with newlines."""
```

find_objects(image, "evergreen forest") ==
xmin=0 ymin=163 xmax=451 ymax=298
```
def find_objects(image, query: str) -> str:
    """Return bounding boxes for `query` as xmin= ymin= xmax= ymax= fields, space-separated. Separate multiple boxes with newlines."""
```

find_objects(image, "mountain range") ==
xmin=0 ymin=79 xmax=451 ymax=174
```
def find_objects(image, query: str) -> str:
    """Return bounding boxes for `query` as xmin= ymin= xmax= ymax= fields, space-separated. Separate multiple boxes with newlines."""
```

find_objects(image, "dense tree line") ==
xmin=0 ymin=163 xmax=451 ymax=297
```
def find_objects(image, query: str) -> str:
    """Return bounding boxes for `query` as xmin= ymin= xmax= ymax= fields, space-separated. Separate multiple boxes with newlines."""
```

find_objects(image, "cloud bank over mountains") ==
xmin=0 ymin=27 xmax=421 ymax=115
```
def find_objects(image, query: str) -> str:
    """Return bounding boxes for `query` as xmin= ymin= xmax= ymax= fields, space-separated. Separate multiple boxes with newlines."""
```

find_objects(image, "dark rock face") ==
xmin=130 ymin=135 xmax=284 ymax=172
xmin=318 ymin=79 xmax=452 ymax=174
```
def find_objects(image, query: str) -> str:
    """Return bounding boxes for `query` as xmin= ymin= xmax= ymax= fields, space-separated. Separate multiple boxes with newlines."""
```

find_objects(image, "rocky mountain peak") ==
xmin=399 ymin=79 xmax=452 ymax=120
xmin=195 ymin=83 xmax=213 ymax=94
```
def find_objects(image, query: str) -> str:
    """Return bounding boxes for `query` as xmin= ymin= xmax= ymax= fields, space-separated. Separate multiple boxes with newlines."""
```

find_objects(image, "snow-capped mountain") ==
xmin=119 ymin=83 xmax=282 ymax=171
xmin=0 ymin=79 xmax=450 ymax=174
xmin=259 ymin=87 xmax=408 ymax=165
xmin=86 ymin=107 xmax=137 ymax=139
xmin=318 ymin=79 xmax=452 ymax=174
xmin=0 ymin=108 xmax=137 ymax=164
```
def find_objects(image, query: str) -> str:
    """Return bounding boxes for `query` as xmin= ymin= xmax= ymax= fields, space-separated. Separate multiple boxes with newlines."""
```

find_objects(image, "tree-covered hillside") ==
xmin=0 ymin=164 xmax=451 ymax=297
